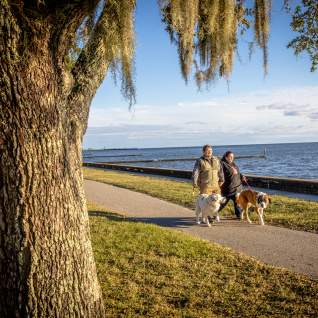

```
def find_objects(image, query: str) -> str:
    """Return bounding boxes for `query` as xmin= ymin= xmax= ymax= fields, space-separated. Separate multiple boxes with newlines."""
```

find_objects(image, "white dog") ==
xmin=195 ymin=193 xmax=227 ymax=227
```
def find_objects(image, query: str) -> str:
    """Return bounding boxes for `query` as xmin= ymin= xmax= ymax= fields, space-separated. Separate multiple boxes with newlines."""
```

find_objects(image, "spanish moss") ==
xmin=254 ymin=0 xmax=271 ymax=74
xmin=159 ymin=0 xmax=271 ymax=87
xmin=67 ymin=0 xmax=271 ymax=103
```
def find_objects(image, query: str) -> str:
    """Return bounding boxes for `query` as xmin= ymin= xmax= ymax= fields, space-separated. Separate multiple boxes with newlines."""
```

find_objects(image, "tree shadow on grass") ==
xmin=130 ymin=216 xmax=195 ymax=228
xmin=88 ymin=210 xmax=194 ymax=228
xmin=88 ymin=210 xmax=250 ymax=229
xmin=88 ymin=210 xmax=126 ymax=221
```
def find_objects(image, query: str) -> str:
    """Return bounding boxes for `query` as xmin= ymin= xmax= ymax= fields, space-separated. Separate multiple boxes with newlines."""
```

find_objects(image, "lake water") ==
xmin=83 ymin=142 xmax=318 ymax=180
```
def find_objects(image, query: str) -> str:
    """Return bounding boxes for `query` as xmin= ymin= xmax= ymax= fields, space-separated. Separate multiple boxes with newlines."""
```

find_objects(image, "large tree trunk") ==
xmin=0 ymin=128 xmax=105 ymax=317
xmin=0 ymin=2 xmax=105 ymax=316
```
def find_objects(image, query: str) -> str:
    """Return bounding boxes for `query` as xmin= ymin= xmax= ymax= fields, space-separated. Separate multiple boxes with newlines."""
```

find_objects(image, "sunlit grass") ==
xmin=88 ymin=202 xmax=318 ymax=317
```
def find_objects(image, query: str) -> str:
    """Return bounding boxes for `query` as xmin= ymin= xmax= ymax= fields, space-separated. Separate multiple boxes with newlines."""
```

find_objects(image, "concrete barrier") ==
xmin=83 ymin=162 xmax=318 ymax=195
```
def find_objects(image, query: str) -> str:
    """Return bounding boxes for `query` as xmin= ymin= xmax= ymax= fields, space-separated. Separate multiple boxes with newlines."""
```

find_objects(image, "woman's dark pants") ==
xmin=219 ymin=194 xmax=242 ymax=218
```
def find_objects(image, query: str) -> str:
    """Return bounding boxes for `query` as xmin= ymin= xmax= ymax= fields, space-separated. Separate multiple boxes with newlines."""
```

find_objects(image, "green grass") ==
xmin=84 ymin=167 xmax=318 ymax=233
xmin=88 ymin=203 xmax=318 ymax=317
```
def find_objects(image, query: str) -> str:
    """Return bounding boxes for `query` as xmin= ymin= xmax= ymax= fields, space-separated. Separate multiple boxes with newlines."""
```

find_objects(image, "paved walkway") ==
xmin=84 ymin=179 xmax=318 ymax=278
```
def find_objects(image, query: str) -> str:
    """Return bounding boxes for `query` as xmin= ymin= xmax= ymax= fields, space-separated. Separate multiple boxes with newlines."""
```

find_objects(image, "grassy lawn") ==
xmin=88 ymin=202 xmax=318 ymax=317
xmin=84 ymin=167 xmax=318 ymax=233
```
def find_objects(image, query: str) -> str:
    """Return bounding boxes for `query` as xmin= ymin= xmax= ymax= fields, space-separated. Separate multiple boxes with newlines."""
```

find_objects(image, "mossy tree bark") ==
xmin=0 ymin=1 xmax=111 ymax=316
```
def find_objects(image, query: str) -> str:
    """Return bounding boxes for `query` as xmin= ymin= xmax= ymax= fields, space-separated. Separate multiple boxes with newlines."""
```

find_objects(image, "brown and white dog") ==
xmin=236 ymin=190 xmax=271 ymax=226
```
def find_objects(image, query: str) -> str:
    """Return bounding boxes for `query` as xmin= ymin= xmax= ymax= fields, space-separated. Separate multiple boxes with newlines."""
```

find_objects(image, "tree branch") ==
xmin=67 ymin=3 xmax=113 ymax=129
xmin=50 ymin=1 xmax=99 ymax=82
xmin=7 ymin=1 xmax=100 ymax=81
xmin=17 ymin=1 xmax=96 ymax=17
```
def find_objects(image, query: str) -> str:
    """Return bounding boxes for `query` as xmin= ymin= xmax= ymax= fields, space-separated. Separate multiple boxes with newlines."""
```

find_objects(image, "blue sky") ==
xmin=83 ymin=0 xmax=318 ymax=149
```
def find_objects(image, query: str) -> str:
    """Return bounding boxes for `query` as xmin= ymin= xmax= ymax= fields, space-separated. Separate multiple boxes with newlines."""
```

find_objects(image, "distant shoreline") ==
xmin=83 ymin=141 xmax=318 ymax=152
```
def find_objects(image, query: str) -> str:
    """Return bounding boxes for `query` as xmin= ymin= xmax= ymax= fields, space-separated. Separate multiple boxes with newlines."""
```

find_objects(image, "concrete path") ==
xmin=84 ymin=179 xmax=318 ymax=278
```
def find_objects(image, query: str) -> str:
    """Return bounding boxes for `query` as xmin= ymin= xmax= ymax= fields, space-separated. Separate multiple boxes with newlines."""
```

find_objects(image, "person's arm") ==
xmin=239 ymin=166 xmax=247 ymax=183
xmin=218 ymin=160 xmax=224 ymax=186
xmin=241 ymin=174 xmax=247 ymax=183
xmin=192 ymin=159 xmax=200 ymax=187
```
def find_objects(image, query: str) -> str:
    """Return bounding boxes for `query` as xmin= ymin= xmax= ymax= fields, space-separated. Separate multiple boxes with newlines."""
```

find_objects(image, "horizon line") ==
xmin=82 ymin=140 xmax=318 ymax=151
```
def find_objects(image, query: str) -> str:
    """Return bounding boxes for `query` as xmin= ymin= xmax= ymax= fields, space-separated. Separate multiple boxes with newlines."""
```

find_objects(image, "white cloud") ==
xmin=84 ymin=86 xmax=318 ymax=148
xmin=256 ymin=100 xmax=318 ymax=121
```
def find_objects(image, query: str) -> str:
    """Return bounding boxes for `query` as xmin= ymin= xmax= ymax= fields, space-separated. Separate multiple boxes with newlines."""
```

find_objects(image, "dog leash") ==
xmin=244 ymin=178 xmax=254 ymax=192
